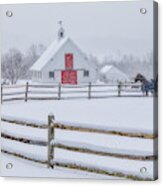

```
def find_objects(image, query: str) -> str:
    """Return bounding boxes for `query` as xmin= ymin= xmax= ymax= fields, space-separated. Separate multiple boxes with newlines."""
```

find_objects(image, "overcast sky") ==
xmin=1 ymin=1 xmax=153 ymax=58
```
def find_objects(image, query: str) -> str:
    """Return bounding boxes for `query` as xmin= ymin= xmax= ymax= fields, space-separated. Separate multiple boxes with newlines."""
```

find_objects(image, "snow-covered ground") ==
xmin=1 ymin=97 xmax=155 ymax=179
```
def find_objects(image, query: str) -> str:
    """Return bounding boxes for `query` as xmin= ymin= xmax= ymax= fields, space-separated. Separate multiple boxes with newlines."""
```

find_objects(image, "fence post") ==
xmin=88 ymin=82 xmax=91 ymax=99
xmin=25 ymin=82 xmax=29 ymax=102
xmin=1 ymin=85 xmax=3 ymax=104
xmin=118 ymin=82 xmax=122 ymax=97
xmin=47 ymin=114 xmax=55 ymax=168
xmin=58 ymin=83 xmax=61 ymax=100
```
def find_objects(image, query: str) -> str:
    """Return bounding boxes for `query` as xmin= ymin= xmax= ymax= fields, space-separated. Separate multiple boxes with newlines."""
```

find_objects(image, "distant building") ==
xmin=99 ymin=65 xmax=129 ymax=83
xmin=30 ymin=22 xmax=97 ymax=84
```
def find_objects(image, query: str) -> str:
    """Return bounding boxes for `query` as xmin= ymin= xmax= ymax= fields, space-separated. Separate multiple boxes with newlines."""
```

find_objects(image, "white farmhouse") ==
xmin=99 ymin=65 xmax=129 ymax=83
xmin=30 ymin=22 xmax=97 ymax=84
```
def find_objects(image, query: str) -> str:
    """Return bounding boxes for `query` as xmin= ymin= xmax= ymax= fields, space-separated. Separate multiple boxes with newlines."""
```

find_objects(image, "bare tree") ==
xmin=1 ymin=49 xmax=27 ymax=84
xmin=24 ymin=44 xmax=46 ymax=78
xmin=87 ymin=53 xmax=99 ymax=68
xmin=1 ymin=44 xmax=46 ymax=84
xmin=25 ymin=44 xmax=46 ymax=66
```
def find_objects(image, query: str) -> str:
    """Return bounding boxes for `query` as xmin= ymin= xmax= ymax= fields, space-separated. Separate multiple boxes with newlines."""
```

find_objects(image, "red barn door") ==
xmin=61 ymin=70 xmax=77 ymax=84
xmin=61 ymin=53 xmax=77 ymax=84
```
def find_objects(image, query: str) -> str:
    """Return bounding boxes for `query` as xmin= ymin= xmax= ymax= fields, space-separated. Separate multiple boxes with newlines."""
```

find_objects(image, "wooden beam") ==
xmin=53 ymin=122 xmax=157 ymax=139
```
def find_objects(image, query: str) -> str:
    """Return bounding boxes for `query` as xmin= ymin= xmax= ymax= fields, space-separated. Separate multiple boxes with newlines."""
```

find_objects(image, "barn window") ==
xmin=37 ymin=72 xmax=39 ymax=78
xmin=60 ymin=32 xmax=63 ymax=38
xmin=49 ymin=71 xmax=55 ymax=79
xmin=39 ymin=72 xmax=42 ymax=79
xmin=34 ymin=71 xmax=36 ymax=78
xmin=83 ymin=70 xmax=89 ymax=77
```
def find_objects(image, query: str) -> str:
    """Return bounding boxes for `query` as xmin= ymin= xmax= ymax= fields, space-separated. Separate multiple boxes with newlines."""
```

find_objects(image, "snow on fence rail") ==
xmin=52 ymin=121 xmax=156 ymax=139
xmin=1 ymin=82 xmax=145 ymax=103
xmin=1 ymin=114 xmax=157 ymax=180
xmin=1 ymin=116 xmax=47 ymax=129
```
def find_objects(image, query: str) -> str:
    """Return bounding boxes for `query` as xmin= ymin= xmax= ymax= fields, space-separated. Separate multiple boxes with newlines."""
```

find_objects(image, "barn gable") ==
xmin=30 ymin=37 xmax=69 ymax=71
xmin=30 ymin=22 xmax=97 ymax=84
xmin=40 ymin=37 xmax=93 ymax=72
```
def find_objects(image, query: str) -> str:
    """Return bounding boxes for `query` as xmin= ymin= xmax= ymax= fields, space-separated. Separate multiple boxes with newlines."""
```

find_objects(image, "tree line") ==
xmin=1 ymin=44 xmax=153 ymax=85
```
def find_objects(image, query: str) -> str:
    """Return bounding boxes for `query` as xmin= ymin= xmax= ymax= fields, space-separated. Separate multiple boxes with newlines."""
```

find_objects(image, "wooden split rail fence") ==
xmin=1 ymin=114 xmax=157 ymax=180
xmin=1 ymin=82 xmax=145 ymax=103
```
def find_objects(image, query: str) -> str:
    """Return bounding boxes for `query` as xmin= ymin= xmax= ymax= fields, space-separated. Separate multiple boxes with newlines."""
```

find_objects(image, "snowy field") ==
xmin=1 ymin=97 xmax=155 ymax=179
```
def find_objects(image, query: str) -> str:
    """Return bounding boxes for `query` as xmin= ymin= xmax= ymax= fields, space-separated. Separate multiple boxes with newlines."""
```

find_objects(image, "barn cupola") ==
xmin=58 ymin=20 xmax=65 ymax=41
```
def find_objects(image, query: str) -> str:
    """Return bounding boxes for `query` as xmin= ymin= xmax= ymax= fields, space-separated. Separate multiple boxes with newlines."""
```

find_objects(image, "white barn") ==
xmin=30 ymin=22 xmax=97 ymax=84
xmin=99 ymin=65 xmax=129 ymax=83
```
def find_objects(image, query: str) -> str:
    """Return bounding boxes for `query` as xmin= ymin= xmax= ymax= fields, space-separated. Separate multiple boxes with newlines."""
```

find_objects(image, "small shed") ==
xmin=99 ymin=65 xmax=129 ymax=83
xmin=30 ymin=22 xmax=97 ymax=84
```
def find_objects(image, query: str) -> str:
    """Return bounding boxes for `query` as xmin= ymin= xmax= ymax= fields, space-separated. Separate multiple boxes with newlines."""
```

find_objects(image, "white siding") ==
xmin=37 ymin=40 xmax=97 ymax=84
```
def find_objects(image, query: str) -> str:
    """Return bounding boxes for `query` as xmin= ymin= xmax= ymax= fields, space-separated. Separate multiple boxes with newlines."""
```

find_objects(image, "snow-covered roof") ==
xmin=30 ymin=37 xmax=69 ymax=71
xmin=100 ymin=65 xmax=113 ymax=74
xmin=100 ymin=65 xmax=129 ymax=81
xmin=30 ymin=36 xmax=95 ymax=71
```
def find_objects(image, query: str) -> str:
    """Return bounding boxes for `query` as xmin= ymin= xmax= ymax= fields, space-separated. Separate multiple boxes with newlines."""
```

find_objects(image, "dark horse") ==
xmin=134 ymin=73 xmax=158 ymax=96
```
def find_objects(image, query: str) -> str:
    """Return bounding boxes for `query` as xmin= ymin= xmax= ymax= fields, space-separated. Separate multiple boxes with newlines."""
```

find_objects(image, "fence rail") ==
xmin=2 ymin=149 xmax=47 ymax=165
xmin=1 ymin=82 xmax=147 ymax=103
xmin=52 ymin=160 xmax=152 ymax=181
xmin=1 ymin=149 xmax=151 ymax=181
xmin=52 ymin=122 xmax=157 ymax=139
xmin=1 ymin=116 xmax=47 ymax=129
xmin=52 ymin=140 xmax=156 ymax=161
xmin=1 ymin=131 xmax=156 ymax=161
xmin=1 ymin=114 xmax=157 ymax=180
xmin=1 ymin=132 xmax=47 ymax=146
